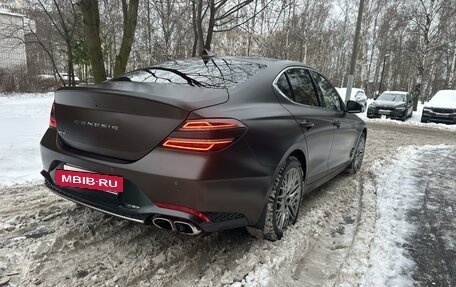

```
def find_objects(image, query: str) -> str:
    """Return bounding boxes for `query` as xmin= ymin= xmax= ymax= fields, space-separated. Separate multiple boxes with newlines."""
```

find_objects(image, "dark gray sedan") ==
xmin=367 ymin=91 xmax=413 ymax=121
xmin=40 ymin=57 xmax=366 ymax=240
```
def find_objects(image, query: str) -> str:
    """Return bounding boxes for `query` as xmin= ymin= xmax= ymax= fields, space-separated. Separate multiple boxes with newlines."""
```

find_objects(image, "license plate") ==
xmin=379 ymin=109 xmax=391 ymax=115
xmin=55 ymin=168 xmax=123 ymax=193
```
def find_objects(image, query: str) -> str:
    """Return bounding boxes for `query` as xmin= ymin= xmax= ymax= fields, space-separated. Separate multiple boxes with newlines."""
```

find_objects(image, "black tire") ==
xmin=261 ymin=156 xmax=304 ymax=241
xmin=346 ymin=133 xmax=366 ymax=174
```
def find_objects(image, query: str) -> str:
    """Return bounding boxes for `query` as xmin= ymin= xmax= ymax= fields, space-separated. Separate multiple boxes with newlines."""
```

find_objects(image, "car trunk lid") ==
xmin=54 ymin=82 xmax=228 ymax=161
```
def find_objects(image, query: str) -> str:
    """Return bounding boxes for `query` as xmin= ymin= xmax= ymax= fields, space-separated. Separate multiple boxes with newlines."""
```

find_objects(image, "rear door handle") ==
xmin=333 ymin=120 xmax=341 ymax=128
xmin=300 ymin=120 xmax=314 ymax=130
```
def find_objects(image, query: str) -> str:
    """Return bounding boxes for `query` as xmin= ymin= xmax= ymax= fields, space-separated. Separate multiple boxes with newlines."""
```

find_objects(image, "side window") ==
xmin=310 ymin=71 xmax=342 ymax=111
xmin=276 ymin=73 xmax=293 ymax=101
xmin=285 ymin=68 xmax=319 ymax=106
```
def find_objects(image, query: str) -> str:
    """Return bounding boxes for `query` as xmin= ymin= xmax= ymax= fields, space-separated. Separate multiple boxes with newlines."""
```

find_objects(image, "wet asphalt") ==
xmin=405 ymin=147 xmax=456 ymax=287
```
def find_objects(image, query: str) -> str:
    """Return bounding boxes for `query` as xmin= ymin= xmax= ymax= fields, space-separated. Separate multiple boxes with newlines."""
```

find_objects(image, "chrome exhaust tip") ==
xmin=174 ymin=220 xmax=201 ymax=236
xmin=152 ymin=217 xmax=175 ymax=231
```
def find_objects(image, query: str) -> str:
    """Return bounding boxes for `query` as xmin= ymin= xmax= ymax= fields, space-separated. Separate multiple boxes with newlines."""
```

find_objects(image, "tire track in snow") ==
xmin=2 ymin=123 xmax=456 ymax=287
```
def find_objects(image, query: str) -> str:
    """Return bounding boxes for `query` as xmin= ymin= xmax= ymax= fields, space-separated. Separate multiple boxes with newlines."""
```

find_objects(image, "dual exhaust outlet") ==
xmin=152 ymin=217 xmax=201 ymax=236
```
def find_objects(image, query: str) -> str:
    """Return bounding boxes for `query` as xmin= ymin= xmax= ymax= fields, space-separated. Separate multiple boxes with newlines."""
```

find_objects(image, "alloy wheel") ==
xmin=274 ymin=167 xmax=302 ymax=232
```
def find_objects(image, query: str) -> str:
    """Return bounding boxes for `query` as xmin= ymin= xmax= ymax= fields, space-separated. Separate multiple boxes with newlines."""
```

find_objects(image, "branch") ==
xmin=214 ymin=0 xmax=274 ymax=33
xmin=36 ymin=0 xmax=65 ymax=40
xmin=214 ymin=0 xmax=253 ymax=21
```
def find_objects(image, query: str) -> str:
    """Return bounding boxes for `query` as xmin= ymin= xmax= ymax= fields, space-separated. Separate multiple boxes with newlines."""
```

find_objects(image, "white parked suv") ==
xmin=421 ymin=90 xmax=456 ymax=124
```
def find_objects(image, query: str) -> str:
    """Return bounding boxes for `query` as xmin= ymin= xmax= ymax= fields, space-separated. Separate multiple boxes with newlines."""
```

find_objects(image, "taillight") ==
xmin=180 ymin=119 xmax=241 ymax=131
xmin=163 ymin=138 xmax=234 ymax=152
xmin=154 ymin=202 xmax=211 ymax=223
xmin=49 ymin=102 xmax=56 ymax=128
xmin=161 ymin=118 xmax=246 ymax=152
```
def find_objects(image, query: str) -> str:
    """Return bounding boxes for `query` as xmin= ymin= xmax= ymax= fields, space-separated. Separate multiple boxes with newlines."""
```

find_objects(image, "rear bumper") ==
xmin=40 ymin=128 xmax=275 ymax=232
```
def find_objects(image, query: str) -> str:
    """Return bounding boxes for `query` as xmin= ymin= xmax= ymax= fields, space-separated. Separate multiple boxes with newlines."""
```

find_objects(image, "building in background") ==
xmin=0 ymin=9 xmax=31 ymax=71
xmin=0 ymin=0 xmax=24 ymax=10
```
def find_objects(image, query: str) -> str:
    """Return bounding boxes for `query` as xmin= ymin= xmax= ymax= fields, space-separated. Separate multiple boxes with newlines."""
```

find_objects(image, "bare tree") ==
xmin=34 ymin=0 xmax=80 ymax=86
xmin=113 ymin=0 xmax=139 ymax=76
xmin=79 ymin=0 xmax=106 ymax=83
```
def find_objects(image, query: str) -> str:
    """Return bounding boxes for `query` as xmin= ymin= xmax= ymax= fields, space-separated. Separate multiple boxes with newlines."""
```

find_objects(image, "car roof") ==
xmin=383 ymin=91 xmax=407 ymax=95
xmin=337 ymin=87 xmax=365 ymax=93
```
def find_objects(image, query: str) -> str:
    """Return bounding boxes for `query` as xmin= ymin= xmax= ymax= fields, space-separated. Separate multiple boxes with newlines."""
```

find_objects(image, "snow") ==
xmin=0 ymin=93 xmax=54 ymax=187
xmin=425 ymin=89 xmax=456 ymax=109
xmin=363 ymin=147 xmax=420 ymax=286
xmin=363 ymin=145 xmax=456 ymax=287
xmin=0 ymin=95 xmax=456 ymax=286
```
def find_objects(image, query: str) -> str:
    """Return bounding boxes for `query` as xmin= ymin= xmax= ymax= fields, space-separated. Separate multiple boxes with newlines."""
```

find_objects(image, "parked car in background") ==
xmin=60 ymin=73 xmax=80 ymax=85
xmin=421 ymin=90 xmax=456 ymax=124
xmin=40 ymin=56 xmax=367 ymax=241
xmin=336 ymin=87 xmax=368 ymax=112
xmin=367 ymin=91 xmax=413 ymax=121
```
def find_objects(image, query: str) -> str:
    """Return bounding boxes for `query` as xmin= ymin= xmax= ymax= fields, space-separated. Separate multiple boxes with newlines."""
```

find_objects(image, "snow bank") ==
xmin=0 ymin=93 xmax=54 ymax=187
xmin=363 ymin=145 xmax=454 ymax=286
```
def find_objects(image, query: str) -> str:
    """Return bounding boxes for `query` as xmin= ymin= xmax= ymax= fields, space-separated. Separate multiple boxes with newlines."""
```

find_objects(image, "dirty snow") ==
xmin=0 ymin=93 xmax=54 ymax=187
xmin=1 ymin=94 xmax=456 ymax=286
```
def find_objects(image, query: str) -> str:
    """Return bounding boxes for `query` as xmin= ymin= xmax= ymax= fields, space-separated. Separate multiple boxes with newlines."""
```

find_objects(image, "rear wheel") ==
xmin=346 ymin=133 xmax=366 ymax=174
xmin=261 ymin=156 xmax=304 ymax=241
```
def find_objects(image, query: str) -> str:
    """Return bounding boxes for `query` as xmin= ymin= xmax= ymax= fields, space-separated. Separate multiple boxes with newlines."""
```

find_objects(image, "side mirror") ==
xmin=346 ymin=100 xmax=363 ymax=113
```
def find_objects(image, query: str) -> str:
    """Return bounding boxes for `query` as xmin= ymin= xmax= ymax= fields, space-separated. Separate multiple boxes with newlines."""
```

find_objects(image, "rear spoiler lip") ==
xmin=55 ymin=83 xmax=229 ymax=112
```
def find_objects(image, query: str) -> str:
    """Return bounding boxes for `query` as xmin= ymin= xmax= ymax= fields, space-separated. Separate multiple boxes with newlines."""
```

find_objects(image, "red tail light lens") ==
xmin=154 ymin=202 xmax=211 ymax=223
xmin=163 ymin=138 xmax=234 ymax=152
xmin=162 ymin=118 xmax=246 ymax=152
xmin=180 ymin=119 xmax=244 ymax=131
xmin=49 ymin=103 xmax=56 ymax=128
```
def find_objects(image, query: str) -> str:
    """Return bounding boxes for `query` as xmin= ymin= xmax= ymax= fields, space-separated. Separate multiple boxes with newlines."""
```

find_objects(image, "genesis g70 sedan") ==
xmin=40 ymin=57 xmax=366 ymax=240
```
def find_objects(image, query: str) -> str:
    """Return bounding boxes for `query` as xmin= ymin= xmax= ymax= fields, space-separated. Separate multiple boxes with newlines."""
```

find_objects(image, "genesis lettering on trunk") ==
xmin=73 ymin=120 xmax=119 ymax=131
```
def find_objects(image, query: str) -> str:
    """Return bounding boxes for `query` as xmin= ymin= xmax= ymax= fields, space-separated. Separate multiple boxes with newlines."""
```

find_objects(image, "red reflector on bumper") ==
xmin=154 ymin=202 xmax=211 ymax=223
xmin=162 ymin=138 xmax=233 ymax=152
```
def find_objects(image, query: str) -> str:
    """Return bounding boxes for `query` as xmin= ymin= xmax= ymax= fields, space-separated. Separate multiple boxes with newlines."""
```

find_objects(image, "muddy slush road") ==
xmin=1 ymin=122 xmax=455 ymax=287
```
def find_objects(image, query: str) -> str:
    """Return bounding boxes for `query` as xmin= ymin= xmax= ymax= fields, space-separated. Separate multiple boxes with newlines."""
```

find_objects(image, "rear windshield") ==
xmin=378 ymin=92 xmax=406 ymax=102
xmin=111 ymin=58 xmax=267 ymax=89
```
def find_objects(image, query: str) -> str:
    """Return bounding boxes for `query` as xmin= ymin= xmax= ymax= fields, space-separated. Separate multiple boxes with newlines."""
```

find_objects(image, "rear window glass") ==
xmin=111 ymin=58 xmax=267 ymax=89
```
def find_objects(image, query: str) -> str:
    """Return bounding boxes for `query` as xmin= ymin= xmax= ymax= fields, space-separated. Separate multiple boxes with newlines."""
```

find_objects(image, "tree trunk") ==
xmin=146 ymin=0 xmax=153 ymax=65
xmin=191 ymin=0 xmax=198 ymax=57
xmin=66 ymin=41 xmax=75 ymax=86
xmin=196 ymin=0 xmax=204 ymax=54
xmin=449 ymin=46 xmax=456 ymax=88
xmin=114 ymin=0 xmax=139 ymax=77
xmin=80 ymin=0 xmax=106 ymax=83
xmin=204 ymin=0 xmax=216 ymax=51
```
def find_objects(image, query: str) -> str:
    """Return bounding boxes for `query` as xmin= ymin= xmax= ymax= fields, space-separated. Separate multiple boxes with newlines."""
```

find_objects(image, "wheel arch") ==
xmin=266 ymin=146 xmax=307 ymax=198
xmin=251 ymin=147 xmax=307 ymax=230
